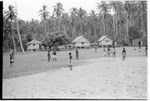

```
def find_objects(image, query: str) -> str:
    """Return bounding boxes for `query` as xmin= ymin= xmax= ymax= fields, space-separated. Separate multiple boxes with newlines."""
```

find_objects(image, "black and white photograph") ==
xmin=2 ymin=0 xmax=148 ymax=100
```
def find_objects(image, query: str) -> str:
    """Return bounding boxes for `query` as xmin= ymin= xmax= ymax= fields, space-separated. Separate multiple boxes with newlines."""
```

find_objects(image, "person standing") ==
xmin=47 ymin=50 xmax=50 ymax=62
xmin=138 ymin=41 xmax=141 ymax=52
xmin=103 ymin=48 xmax=107 ymax=57
xmin=122 ymin=47 xmax=126 ymax=61
xmin=145 ymin=45 xmax=147 ymax=56
xmin=94 ymin=44 xmax=97 ymax=53
xmin=53 ymin=48 xmax=57 ymax=62
xmin=76 ymin=48 xmax=79 ymax=60
xmin=112 ymin=47 xmax=116 ymax=57
xmin=10 ymin=49 xmax=14 ymax=66
xmin=107 ymin=46 xmax=110 ymax=57
xmin=69 ymin=52 xmax=73 ymax=70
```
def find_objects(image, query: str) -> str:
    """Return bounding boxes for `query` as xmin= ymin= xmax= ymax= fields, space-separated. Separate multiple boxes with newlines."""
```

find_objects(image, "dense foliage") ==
xmin=3 ymin=1 xmax=147 ymax=52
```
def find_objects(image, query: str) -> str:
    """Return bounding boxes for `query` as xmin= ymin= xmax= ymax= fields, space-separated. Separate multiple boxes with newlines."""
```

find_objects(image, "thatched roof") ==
xmin=72 ymin=35 xmax=90 ymax=43
xmin=98 ymin=35 xmax=112 ymax=42
xmin=27 ymin=39 xmax=41 ymax=45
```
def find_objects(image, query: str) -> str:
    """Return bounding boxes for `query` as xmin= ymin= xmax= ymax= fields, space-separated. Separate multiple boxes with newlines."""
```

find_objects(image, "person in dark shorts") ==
xmin=138 ymin=41 xmax=141 ymax=52
xmin=47 ymin=50 xmax=50 ymax=62
xmin=122 ymin=47 xmax=126 ymax=61
xmin=69 ymin=52 xmax=73 ymax=70
xmin=76 ymin=48 xmax=79 ymax=60
xmin=10 ymin=49 xmax=14 ymax=66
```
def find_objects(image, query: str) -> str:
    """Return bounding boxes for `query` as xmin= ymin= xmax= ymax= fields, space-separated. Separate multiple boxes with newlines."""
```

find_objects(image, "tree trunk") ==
xmin=44 ymin=20 xmax=47 ymax=37
xmin=126 ymin=12 xmax=130 ymax=45
xmin=113 ymin=14 xmax=116 ymax=40
xmin=115 ymin=14 xmax=118 ymax=40
xmin=16 ymin=19 xmax=25 ymax=52
xmin=15 ymin=2 xmax=24 ymax=52
xmin=11 ymin=21 xmax=17 ymax=53
xmin=103 ymin=14 xmax=105 ymax=35
xmin=80 ymin=19 xmax=83 ymax=35
xmin=141 ymin=7 xmax=145 ymax=38
xmin=81 ymin=24 xmax=82 ymax=35
xmin=93 ymin=22 xmax=96 ymax=37
xmin=59 ymin=17 xmax=61 ymax=33
xmin=74 ymin=21 xmax=76 ymax=37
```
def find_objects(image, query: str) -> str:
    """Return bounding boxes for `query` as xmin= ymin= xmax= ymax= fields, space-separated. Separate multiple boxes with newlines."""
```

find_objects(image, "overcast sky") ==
xmin=3 ymin=0 xmax=104 ymax=21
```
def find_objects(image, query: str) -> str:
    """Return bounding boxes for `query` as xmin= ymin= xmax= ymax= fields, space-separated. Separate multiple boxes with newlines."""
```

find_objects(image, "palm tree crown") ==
xmin=53 ymin=2 xmax=64 ymax=18
xmin=39 ymin=5 xmax=49 ymax=21
xmin=4 ymin=5 xmax=16 ymax=21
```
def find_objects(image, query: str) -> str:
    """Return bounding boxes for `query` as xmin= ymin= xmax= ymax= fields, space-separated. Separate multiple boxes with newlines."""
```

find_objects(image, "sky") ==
xmin=3 ymin=0 xmax=104 ymax=21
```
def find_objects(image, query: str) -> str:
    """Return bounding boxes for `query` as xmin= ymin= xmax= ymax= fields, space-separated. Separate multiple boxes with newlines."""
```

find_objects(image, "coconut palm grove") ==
xmin=3 ymin=0 xmax=148 ymax=99
xmin=3 ymin=1 xmax=147 ymax=51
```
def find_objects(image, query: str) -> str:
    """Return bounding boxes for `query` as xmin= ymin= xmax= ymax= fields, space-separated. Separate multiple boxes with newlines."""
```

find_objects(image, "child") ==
xmin=104 ymin=48 xmax=107 ymax=57
xmin=47 ymin=50 xmax=50 ymax=62
xmin=112 ymin=47 xmax=116 ymax=57
xmin=76 ymin=48 xmax=79 ymax=60
xmin=10 ymin=50 xmax=14 ymax=66
xmin=122 ymin=47 xmax=126 ymax=61
xmin=69 ymin=52 xmax=73 ymax=70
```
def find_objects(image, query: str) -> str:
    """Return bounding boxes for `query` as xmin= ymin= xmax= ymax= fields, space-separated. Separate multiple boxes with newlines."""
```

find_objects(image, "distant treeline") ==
xmin=3 ymin=1 xmax=147 ymax=52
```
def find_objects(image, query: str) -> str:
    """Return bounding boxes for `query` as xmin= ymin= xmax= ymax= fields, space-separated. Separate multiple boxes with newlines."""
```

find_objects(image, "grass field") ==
xmin=3 ymin=46 xmax=146 ymax=79
xmin=3 ymin=46 xmax=147 ymax=98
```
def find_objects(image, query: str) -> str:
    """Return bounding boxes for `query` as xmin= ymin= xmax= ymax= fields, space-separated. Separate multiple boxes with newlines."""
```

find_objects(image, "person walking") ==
xmin=69 ymin=52 xmax=73 ymax=70
xmin=76 ymin=48 xmax=79 ymax=60
xmin=122 ymin=47 xmax=126 ymax=61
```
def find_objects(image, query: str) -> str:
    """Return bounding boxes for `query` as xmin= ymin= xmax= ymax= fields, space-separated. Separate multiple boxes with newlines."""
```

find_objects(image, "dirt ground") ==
xmin=3 ymin=47 xmax=147 ymax=99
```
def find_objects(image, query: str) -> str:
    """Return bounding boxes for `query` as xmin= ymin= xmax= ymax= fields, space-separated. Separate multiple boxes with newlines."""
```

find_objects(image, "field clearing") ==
xmin=3 ymin=47 xmax=146 ymax=79
xmin=3 ymin=49 xmax=147 ymax=98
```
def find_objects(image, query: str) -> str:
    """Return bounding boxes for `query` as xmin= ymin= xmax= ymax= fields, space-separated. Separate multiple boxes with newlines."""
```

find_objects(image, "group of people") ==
xmin=47 ymin=48 xmax=57 ymax=62
xmin=68 ymin=48 xmax=79 ymax=70
xmin=47 ymin=48 xmax=79 ymax=71
xmin=103 ymin=46 xmax=116 ymax=58
xmin=9 ymin=44 xmax=147 ymax=68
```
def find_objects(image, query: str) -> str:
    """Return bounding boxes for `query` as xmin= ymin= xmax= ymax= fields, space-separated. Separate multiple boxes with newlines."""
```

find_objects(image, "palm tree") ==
xmin=124 ymin=1 xmax=134 ymax=45
xmin=89 ymin=10 xmax=97 ymax=37
xmin=61 ymin=13 xmax=69 ymax=38
xmin=39 ymin=5 xmax=49 ymax=37
xmin=138 ymin=1 xmax=147 ymax=38
xmin=109 ymin=1 xmax=117 ymax=40
xmin=110 ymin=1 xmax=126 ymax=43
xmin=70 ymin=7 xmax=78 ymax=37
xmin=77 ymin=7 xmax=87 ymax=35
xmin=4 ymin=5 xmax=17 ymax=53
xmin=53 ymin=2 xmax=64 ymax=33
xmin=97 ymin=1 xmax=109 ymax=35
xmin=15 ymin=3 xmax=25 ymax=52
